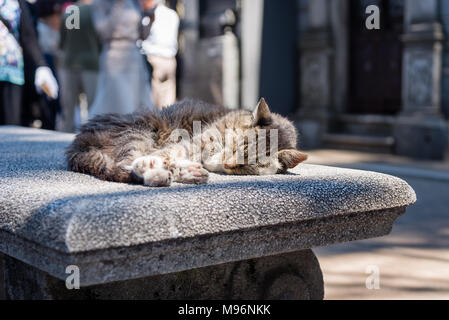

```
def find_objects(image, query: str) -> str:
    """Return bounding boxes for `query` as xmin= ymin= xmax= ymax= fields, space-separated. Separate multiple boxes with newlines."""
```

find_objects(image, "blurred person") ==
xmin=20 ymin=0 xmax=41 ymax=127
xmin=141 ymin=0 xmax=179 ymax=109
xmin=20 ymin=0 xmax=57 ymax=129
xmin=21 ymin=0 xmax=40 ymax=127
xmin=36 ymin=0 xmax=62 ymax=63
xmin=0 ymin=0 xmax=58 ymax=126
xmin=89 ymin=0 xmax=154 ymax=118
xmin=58 ymin=0 xmax=101 ymax=132
xmin=35 ymin=0 xmax=63 ymax=129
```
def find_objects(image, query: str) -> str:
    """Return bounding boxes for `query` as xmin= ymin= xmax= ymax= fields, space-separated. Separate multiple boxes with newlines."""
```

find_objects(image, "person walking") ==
xmin=0 ymin=0 xmax=58 ymax=126
xmin=89 ymin=0 xmax=154 ymax=118
xmin=141 ymin=0 xmax=179 ymax=109
xmin=35 ymin=0 xmax=63 ymax=129
xmin=58 ymin=0 xmax=101 ymax=132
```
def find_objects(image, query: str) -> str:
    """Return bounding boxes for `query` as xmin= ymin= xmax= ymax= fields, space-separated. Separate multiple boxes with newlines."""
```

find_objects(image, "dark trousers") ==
xmin=0 ymin=81 xmax=22 ymax=126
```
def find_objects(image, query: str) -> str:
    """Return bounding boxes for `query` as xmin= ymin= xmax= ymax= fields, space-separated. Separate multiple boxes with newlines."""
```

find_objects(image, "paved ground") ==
xmin=308 ymin=149 xmax=449 ymax=300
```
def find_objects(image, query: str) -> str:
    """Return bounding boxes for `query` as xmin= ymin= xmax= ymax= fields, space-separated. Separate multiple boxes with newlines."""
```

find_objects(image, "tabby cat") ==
xmin=66 ymin=98 xmax=307 ymax=187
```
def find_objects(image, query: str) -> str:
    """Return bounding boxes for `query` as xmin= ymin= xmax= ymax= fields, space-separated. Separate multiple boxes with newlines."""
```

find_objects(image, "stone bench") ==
xmin=0 ymin=126 xmax=416 ymax=300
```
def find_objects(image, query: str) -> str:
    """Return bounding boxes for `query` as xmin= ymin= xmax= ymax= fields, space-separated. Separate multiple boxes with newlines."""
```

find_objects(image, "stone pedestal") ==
xmin=396 ymin=0 xmax=449 ymax=159
xmin=1 ymin=250 xmax=323 ymax=300
xmin=394 ymin=115 xmax=449 ymax=160
xmin=297 ymin=0 xmax=333 ymax=149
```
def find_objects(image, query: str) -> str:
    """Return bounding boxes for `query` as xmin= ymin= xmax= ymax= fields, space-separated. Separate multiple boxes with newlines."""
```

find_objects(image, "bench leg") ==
xmin=1 ymin=250 xmax=324 ymax=300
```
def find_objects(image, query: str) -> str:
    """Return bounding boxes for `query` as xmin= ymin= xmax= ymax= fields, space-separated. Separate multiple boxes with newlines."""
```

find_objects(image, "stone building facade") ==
xmin=177 ymin=0 xmax=449 ymax=159
xmin=297 ymin=0 xmax=449 ymax=159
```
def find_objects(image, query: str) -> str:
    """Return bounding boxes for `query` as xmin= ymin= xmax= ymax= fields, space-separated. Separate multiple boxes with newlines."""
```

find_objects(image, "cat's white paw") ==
xmin=126 ymin=156 xmax=173 ymax=187
xmin=171 ymin=159 xmax=209 ymax=185
xmin=143 ymin=168 xmax=173 ymax=187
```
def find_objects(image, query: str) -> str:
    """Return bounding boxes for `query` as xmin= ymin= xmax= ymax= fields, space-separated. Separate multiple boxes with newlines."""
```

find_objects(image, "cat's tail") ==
xmin=66 ymin=147 xmax=134 ymax=184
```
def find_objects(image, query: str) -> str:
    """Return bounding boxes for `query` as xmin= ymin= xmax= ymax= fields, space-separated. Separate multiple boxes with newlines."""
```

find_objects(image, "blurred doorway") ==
xmin=348 ymin=0 xmax=404 ymax=115
xmin=259 ymin=0 xmax=298 ymax=116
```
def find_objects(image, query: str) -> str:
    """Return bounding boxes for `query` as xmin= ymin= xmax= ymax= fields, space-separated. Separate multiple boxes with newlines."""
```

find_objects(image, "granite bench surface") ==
xmin=0 ymin=126 xmax=416 ymax=285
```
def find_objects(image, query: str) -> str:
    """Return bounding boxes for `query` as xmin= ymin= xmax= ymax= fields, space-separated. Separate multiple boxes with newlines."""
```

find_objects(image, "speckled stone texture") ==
xmin=2 ymin=250 xmax=323 ymax=300
xmin=0 ymin=126 xmax=416 ymax=290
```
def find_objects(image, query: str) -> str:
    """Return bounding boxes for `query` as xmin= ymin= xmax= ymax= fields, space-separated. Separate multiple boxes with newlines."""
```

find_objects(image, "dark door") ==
xmin=349 ymin=0 xmax=404 ymax=115
xmin=259 ymin=0 xmax=298 ymax=115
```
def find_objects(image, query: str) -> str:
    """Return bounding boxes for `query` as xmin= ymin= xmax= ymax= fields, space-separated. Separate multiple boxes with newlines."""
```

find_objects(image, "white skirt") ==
xmin=89 ymin=41 xmax=154 ymax=118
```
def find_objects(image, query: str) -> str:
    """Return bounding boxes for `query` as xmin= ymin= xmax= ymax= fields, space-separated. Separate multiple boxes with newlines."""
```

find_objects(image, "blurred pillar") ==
xmin=222 ymin=30 xmax=240 ymax=109
xmin=178 ymin=0 xmax=240 ymax=109
xmin=241 ymin=0 xmax=264 ymax=110
xmin=181 ymin=0 xmax=200 ymax=44
xmin=178 ymin=0 xmax=200 ymax=99
xmin=297 ymin=0 xmax=333 ymax=149
xmin=395 ymin=0 xmax=449 ymax=159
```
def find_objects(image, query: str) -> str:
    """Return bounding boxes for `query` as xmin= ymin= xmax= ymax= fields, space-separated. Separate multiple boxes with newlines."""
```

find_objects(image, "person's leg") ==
xmin=161 ymin=57 xmax=177 ymax=107
xmin=148 ymin=56 xmax=167 ymax=109
xmin=148 ymin=56 xmax=177 ymax=109
xmin=80 ymin=70 xmax=99 ymax=109
xmin=0 ymin=82 xmax=22 ymax=125
xmin=58 ymin=69 xmax=80 ymax=132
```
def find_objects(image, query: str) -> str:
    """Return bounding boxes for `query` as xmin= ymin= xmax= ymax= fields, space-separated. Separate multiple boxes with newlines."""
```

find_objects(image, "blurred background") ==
xmin=176 ymin=0 xmax=449 ymax=161
xmin=2 ymin=0 xmax=448 ymax=299
xmin=8 ymin=0 xmax=449 ymax=160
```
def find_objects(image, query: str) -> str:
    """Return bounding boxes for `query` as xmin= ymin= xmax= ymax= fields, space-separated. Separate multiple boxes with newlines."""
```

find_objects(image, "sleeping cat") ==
xmin=66 ymin=98 xmax=307 ymax=187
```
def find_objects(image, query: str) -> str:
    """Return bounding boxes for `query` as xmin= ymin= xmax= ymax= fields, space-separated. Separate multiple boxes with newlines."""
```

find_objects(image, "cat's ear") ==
xmin=276 ymin=149 xmax=308 ymax=169
xmin=253 ymin=98 xmax=272 ymax=126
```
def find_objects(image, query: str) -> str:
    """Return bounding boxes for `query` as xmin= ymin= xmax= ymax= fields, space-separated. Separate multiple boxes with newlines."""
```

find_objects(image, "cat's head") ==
xmin=202 ymin=98 xmax=307 ymax=175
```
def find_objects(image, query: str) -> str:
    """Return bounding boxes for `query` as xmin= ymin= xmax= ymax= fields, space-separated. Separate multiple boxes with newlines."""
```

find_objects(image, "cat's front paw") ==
xmin=171 ymin=160 xmax=209 ymax=185
xmin=126 ymin=156 xmax=173 ymax=187
xmin=143 ymin=168 xmax=173 ymax=187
